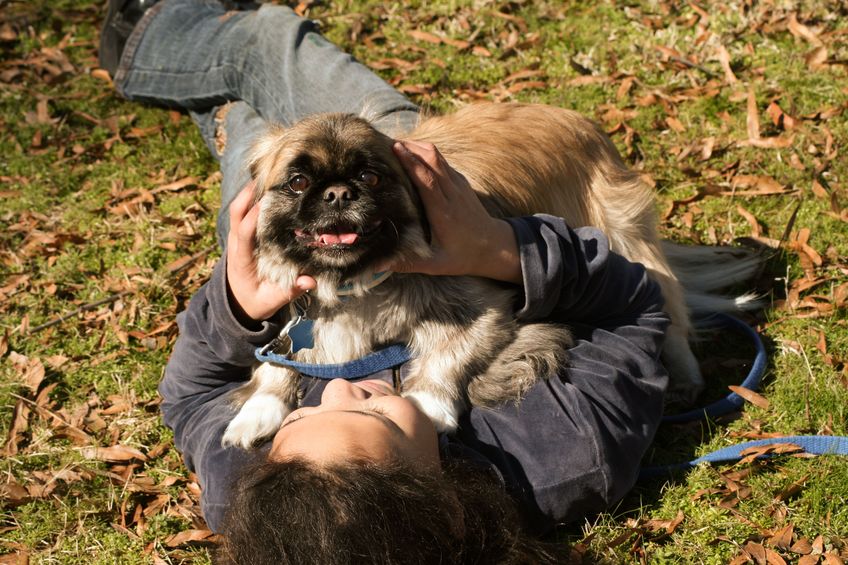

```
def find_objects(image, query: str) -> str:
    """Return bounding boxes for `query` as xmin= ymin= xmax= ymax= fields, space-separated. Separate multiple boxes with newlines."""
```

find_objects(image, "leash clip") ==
xmin=258 ymin=295 xmax=314 ymax=357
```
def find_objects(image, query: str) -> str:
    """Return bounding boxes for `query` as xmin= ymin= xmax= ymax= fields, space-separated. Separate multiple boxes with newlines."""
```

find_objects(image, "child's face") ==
xmin=269 ymin=378 xmax=440 ymax=470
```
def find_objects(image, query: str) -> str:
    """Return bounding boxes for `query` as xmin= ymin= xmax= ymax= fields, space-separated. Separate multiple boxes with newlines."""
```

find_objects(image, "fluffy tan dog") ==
xmin=222 ymin=103 xmax=755 ymax=448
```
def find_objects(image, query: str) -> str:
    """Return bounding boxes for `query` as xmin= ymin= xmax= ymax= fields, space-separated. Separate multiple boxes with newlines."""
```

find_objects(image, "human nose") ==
xmin=319 ymin=378 xmax=370 ymax=406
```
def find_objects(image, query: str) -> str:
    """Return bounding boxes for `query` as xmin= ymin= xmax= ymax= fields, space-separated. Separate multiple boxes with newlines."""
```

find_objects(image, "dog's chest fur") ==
xmin=297 ymin=274 xmax=517 ymax=365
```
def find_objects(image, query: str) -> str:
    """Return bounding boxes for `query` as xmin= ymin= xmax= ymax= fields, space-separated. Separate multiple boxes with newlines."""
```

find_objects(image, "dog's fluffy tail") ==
xmin=663 ymin=242 xmax=764 ymax=317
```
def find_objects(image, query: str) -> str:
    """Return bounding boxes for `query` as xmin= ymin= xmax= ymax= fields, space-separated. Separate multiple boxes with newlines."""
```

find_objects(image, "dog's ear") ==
xmin=247 ymin=124 xmax=288 ymax=199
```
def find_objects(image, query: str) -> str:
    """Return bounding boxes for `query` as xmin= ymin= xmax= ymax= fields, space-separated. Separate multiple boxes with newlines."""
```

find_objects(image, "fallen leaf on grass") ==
xmin=788 ymin=14 xmax=823 ymax=46
xmin=766 ymin=102 xmax=798 ymax=130
xmin=791 ymin=537 xmax=814 ymax=555
xmin=0 ymin=551 xmax=29 ymax=565
xmin=715 ymin=44 xmax=738 ymax=83
xmin=80 ymin=445 xmax=147 ymax=462
xmin=806 ymin=46 xmax=828 ymax=71
xmin=774 ymin=475 xmax=809 ymax=503
xmin=164 ymin=528 xmax=215 ymax=547
xmin=729 ymin=386 xmax=770 ymax=409
xmin=738 ymin=443 xmax=804 ymax=466
xmin=151 ymin=176 xmax=198 ymax=195
xmin=7 ymin=352 xmax=45 ymax=393
xmin=1 ymin=400 xmax=30 ymax=456
xmin=726 ymin=174 xmax=791 ymax=196
xmin=0 ymin=480 xmax=32 ymax=508
xmin=736 ymin=205 xmax=762 ymax=238
xmin=768 ymin=524 xmax=795 ymax=550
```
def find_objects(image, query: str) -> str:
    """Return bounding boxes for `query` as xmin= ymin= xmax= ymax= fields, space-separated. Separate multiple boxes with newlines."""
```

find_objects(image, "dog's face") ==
xmin=249 ymin=114 xmax=429 ymax=294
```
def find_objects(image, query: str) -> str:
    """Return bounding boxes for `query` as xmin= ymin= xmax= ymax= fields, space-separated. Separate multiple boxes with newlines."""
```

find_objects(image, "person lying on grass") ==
xmin=100 ymin=0 xmax=669 ymax=562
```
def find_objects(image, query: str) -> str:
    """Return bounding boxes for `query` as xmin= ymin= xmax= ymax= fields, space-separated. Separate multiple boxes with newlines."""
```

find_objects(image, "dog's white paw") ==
xmin=403 ymin=390 xmax=461 ymax=433
xmin=222 ymin=393 xmax=291 ymax=449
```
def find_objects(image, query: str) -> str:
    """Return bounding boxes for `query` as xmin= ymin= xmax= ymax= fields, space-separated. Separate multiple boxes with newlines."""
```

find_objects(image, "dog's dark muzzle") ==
xmin=322 ymin=184 xmax=357 ymax=210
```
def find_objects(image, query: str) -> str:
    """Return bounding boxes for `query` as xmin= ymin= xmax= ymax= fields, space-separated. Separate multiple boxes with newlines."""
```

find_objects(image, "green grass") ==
xmin=2 ymin=0 xmax=847 ymax=562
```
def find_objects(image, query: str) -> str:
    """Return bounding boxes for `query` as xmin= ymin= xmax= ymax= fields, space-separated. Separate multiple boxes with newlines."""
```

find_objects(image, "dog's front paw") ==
xmin=222 ymin=393 xmax=292 ymax=449
xmin=403 ymin=390 xmax=462 ymax=433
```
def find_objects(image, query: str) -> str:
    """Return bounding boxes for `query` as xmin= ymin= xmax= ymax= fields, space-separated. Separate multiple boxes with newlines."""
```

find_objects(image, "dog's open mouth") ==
xmin=294 ymin=220 xmax=383 ymax=249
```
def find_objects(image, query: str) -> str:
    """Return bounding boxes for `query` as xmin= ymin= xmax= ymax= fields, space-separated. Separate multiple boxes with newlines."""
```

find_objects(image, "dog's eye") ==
xmin=359 ymin=171 xmax=379 ymax=187
xmin=288 ymin=174 xmax=309 ymax=194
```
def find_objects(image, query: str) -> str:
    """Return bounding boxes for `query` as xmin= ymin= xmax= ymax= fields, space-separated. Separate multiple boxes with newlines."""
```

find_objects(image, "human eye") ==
xmin=366 ymin=406 xmax=389 ymax=417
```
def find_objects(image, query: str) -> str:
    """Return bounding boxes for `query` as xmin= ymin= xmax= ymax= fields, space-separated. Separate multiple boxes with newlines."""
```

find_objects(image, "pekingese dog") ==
xmin=221 ymin=103 xmax=752 ymax=449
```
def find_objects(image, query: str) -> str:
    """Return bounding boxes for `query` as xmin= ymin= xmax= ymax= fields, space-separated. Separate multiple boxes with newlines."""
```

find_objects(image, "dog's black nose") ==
xmin=323 ymin=185 xmax=356 ymax=208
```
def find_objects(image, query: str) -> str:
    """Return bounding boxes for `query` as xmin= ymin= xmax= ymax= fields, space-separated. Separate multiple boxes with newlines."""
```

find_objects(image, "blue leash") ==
xmin=255 ymin=342 xmax=412 ymax=380
xmin=639 ymin=436 xmax=848 ymax=479
xmin=661 ymin=313 xmax=768 ymax=424
xmin=646 ymin=313 xmax=848 ymax=477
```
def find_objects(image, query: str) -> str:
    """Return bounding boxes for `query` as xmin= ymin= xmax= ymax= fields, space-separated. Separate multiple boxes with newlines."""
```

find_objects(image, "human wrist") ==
xmin=477 ymin=219 xmax=521 ymax=284
xmin=226 ymin=278 xmax=267 ymax=330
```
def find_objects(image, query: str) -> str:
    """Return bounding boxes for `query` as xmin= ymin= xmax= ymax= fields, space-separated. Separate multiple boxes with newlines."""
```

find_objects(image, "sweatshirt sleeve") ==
xmin=159 ymin=256 xmax=283 ymax=532
xmin=447 ymin=214 xmax=670 ymax=534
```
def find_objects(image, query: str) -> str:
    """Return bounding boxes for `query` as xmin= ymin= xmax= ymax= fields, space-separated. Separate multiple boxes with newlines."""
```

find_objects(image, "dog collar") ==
xmin=336 ymin=270 xmax=393 ymax=296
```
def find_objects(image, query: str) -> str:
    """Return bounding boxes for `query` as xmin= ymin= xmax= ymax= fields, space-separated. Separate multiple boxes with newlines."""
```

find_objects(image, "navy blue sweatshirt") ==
xmin=159 ymin=214 xmax=669 ymax=533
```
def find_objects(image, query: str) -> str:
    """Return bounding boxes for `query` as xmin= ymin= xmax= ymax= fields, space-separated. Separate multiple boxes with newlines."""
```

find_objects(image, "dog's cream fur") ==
xmin=222 ymin=103 xmax=758 ymax=449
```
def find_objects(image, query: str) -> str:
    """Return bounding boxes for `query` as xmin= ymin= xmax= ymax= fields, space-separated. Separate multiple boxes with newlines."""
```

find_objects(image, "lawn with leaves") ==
xmin=1 ymin=1 xmax=847 ymax=563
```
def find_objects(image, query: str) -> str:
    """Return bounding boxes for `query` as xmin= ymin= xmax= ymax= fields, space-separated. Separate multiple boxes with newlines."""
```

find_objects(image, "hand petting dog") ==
xmin=389 ymin=140 xmax=522 ymax=285
xmin=226 ymin=181 xmax=317 ymax=324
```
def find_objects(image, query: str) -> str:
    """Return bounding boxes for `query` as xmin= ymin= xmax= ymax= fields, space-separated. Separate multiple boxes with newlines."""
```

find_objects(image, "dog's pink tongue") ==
xmin=318 ymin=232 xmax=358 ymax=245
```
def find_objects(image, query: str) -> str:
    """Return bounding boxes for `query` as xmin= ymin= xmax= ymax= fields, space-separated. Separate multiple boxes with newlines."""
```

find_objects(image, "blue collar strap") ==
xmin=255 ymin=343 xmax=412 ymax=380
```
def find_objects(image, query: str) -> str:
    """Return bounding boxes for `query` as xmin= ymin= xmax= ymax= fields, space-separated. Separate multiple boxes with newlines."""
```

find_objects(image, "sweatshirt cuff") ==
xmin=207 ymin=256 xmax=285 ymax=354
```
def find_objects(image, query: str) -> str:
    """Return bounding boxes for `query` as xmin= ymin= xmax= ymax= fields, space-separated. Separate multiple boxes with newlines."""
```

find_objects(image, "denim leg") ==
xmin=115 ymin=0 xmax=419 ymax=136
xmin=215 ymin=102 xmax=266 ymax=247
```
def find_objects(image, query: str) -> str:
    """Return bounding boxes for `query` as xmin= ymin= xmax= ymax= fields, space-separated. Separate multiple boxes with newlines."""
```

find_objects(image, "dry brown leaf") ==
xmin=727 ymin=385 xmax=769 ymax=410
xmin=729 ymin=174 xmax=788 ymax=195
xmin=811 ymin=179 xmax=829 ymax=199
xmin=834 ymin=282 xmax=848 ymax=308
xmin=729 ymin=553 xmax=752 ymax=565
xmin=737 ymin=205 xmax=762 ymax=238
xmin=745 ymin=541 xmax=767 ymax=564
xmin=745 ymin=136 xmax=796 ymax=149
xmin=791 ymin=537 xmax=814 ymax=555
xmin=567 ymin=75 xmax=611 ymax=86
xmin=766 ymin=102 xmax=798 ymax=130
xmin=151 ymin=176 xmax=197 ymax=194
xmin=768 ymin=524 xmax=795 ymax=550
xmin=408 ymin=29 xmax=443 ymax=45
xmin=738 ymin=442 xmax=803 ymax=466
xmin=164 ymin=528 xmax=214 ymax=547
xmin=716 ymin=44 xmax=738 ymax=83
xmin=766 ymin=548 xmax=788 ymax=565
xmin=0 ymin=552 xmax=29 ymax=565
xmin=788 ymin=14 xmax=823 ymax=46
xmin=823 ymin=554 xmax=844 ymax=565
xmin=616 ymin=76 xmax=635 ymax=99
xmin=81 ymin=445 xmax=148 ymax=462
xmin=806 ymin=46 xmax=828 ymax=70
xmin=0 ymin=479 xmax=32 ymax=508
xmin=798 ymin=555 xmax=820 ymax=565
xmin=747 ymin=88 xmax=761 ymax=141
xmin=1 ymin=399 xmax=31 ymax=456
xmin=506 ymin=81 xmax=546 ymax=94
xmin=666 ymin=116 xmax=685 ymax=132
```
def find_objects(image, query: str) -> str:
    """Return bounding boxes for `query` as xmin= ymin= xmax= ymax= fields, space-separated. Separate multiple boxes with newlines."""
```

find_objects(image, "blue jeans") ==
xmin=115 ymin=0 xmax=419 ymax=244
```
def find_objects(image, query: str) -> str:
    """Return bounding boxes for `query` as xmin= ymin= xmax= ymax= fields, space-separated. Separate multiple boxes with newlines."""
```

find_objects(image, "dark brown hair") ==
xmin=216 ymin=457 xmax=565 ymax=565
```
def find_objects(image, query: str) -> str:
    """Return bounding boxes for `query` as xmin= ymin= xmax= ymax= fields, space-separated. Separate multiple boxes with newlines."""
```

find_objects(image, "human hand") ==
xmin=226 ymin=182 xmax=316 ymax=323
xmin=388 ymin=140 xmax=522 ymax=284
